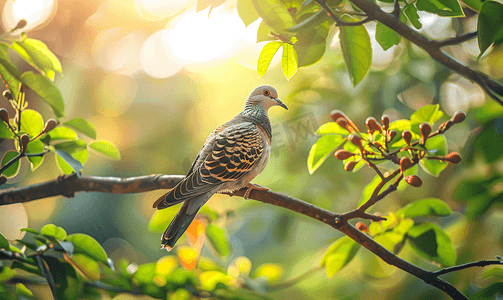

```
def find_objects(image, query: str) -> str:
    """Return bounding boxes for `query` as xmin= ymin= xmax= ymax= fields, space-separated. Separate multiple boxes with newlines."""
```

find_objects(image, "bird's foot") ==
xmin=243 ymin=183 xmax=269 ymax=199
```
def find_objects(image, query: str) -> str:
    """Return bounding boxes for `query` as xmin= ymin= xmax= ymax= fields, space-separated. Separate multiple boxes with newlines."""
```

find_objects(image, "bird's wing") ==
xmin=153 ymin=122 xmax=265 ymax=209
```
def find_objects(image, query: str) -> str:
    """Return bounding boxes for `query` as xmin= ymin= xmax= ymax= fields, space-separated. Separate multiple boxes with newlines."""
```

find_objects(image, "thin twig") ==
xmin=433 ymin=31 xmax=478 ymax=48
xmin=315 ymin=0 xmax=373 ymax=26
xmin=270 ymin=266 xmax=323 ymax=291
xmin=434 ymin=260 xmax=502 ymax=276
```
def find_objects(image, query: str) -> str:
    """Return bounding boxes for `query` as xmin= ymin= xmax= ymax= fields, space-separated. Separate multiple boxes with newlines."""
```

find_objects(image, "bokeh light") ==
xmin=2 ymin=0 xmax=56 ymax=32
xmin=134 ymin=0 xmax=188 ymax=21
xmin=0 ymin=204 xmax=28 ymax=240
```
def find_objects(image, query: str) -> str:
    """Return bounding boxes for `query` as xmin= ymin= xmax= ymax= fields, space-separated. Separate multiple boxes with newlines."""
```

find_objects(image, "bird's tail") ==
xmin=160 ymin=192 xmax=213 ymax=251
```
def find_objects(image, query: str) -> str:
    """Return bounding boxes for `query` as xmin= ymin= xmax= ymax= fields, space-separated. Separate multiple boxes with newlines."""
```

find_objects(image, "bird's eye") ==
xmin=264 ymin=90 xmax=270 ymax=96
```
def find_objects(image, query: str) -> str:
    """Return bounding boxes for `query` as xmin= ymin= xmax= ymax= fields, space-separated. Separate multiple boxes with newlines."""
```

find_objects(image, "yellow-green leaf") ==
xmin=89 ymin=140 xmax=120 ymax=160
xmin=281 ymin=43 xmax=298 ymax=80
xmin=258 ymin=41 xmax=282 ymax=77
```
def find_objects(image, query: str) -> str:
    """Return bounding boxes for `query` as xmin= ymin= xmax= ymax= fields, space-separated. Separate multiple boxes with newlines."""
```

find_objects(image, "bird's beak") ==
xmin=275 ymin=99 xmax=288 ymax=110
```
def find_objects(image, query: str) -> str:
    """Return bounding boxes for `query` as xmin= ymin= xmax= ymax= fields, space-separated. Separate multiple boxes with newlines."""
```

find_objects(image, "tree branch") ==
xmin=432 ymin=31 xmax=478 ymax=47
xmin=0 ymin=174 xmax=470 ymax=299
xmin=433 ymin=260 xmax=502 ymax=276
xmin=322 ymin=0 xmax=503 ymax=105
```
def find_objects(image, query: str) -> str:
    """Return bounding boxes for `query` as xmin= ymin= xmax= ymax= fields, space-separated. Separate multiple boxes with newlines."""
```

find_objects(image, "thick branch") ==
xmin=0 ymin=174 xmax=468 ymax=299
xmin=331 ymin=0 xmax=503 ymax=105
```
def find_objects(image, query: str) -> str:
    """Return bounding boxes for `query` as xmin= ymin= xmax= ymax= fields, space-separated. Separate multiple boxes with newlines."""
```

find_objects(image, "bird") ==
xmin=153 ymin=85 xmax=287 ymax=251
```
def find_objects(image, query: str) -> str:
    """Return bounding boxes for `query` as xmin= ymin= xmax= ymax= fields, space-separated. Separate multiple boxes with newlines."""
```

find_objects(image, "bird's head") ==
xmin=246 ymin=85 xmax=288 ymax=111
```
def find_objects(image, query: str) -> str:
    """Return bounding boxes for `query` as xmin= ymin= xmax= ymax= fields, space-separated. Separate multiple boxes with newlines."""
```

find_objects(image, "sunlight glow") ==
xmin=134 ymin=0 xmax=188 ymax=21
xmin=140 ymin=30 xmax=184 ymax=78
xmin=2 ymin=0 xmax=55 ymax=32
xmin=167 ymin=6 xmax=247 ymax=63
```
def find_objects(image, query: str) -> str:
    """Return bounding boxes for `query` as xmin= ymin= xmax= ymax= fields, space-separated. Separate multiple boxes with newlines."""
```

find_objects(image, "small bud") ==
xmin=330 ymin=110 xmax=348 ymax=122
xmin=43 ymin=119 xmax=57 ymax=133
xmin=0 ymin=175 xmax=6 ymax=185
xmin=365 ymin=117 xmax=381 ymax=133
xmin=20 ymin=134 xmax=29 ymax=154
xmin=381 ymin=115 xmax=390 ymax=130
xmin=2 ymin=90 xmax=13 ymax=101
xmin=374 ymin=142 xmax=383 ymax=148
xmin=372 ymin=212 xmax=383 ymax=223
xmin=336 ymin=118 xmax=348 ymax=130
xmin=14 ymin=19 xmax=28 ymax=30
xmin=445 ymin=152 xmax=462 ymax=164
xmin=451 ymin=111 xmax=466 ymax=124
xmin=402 ymin=130 xmax=412 ymax=145
xmin=419 ymin=122 xmax=431 ymax=145
xmin=345 ymin=160 xmax=358 ymax=172
xmin=334 ymin=150 xmax=356 ymax=160
xmin=348 ymin=134 xmax=364 ymax=151
xmin=388 ymin=130 xmax=397 ymax=142
xmin=400 ymin=157 xmax=412 ymax=172
xmin=440 ymin=120 xmax=453 ymax=131
xmin=355 ymin=222 xmax=369 ymax=232
xmin=0 ymin=109 xmax=9 ymax=124
xmin=404 ymin=175 xmax=422 ymax=187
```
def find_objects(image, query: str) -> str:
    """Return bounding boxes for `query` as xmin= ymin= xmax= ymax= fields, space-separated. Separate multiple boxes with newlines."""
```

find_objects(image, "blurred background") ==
xmin=0 ymin=0 xmax=502 ymax=299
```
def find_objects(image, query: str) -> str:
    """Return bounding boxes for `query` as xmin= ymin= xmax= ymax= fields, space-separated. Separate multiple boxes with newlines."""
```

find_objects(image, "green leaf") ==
xmin=26 ymin=138 xmax=44 ymax=170
xmin=65 ymin=233 xmax=109 ymax=266
xmin=258 ymin=41 xmax=282 ymax=77
xmin=358 ymin=173 xmax=398 ymax=206
xmin=478 ymin=1 xmax=503 ymax=58
xmin=1 ymin=151 xmax=20 ymax=178
xmin=376 ymin=22 xmax=401 ymax=50
xmin=206 ymin=223 xmax=230 ymax=256
xmin=420 ymin=135 xmax=448 ymax=177
xmin=320 ymin=236 xmax=361 ymax=277
xmin=11 ymin=39 xmax=62 ymax=80
xmin=237 ymin=0 xmax=259 ymax=27
xmin=133 ymin=263 xmax=156 ymax=283
xmin=339 ymin=16 xmax=372 ymax=87
xmin=53 ymin=139 xmax=87 ymax=152
xmin=69 ymin=253 xmax=100 ymax=281
xmin=34 ymin=255 xmax=58 ymax=299
xmin=16 ymin=283 xmax=33 ymax=298
xmin=407 ymin=223 xmax=457 ymax=266
xmin=416 ymin=0 xmax=465 ymax=17
xmin=20 ymin=109 xmax=44 ymax=138
xmin=398 ymin=198 xmax=452 ymax=218
xmin=0 ymin=44 xmax=22 ymax=101
xmin=63 ymin=117 xmax=97 ymax=139
xmin=307 ymin=135 xmax=346 ymax=174
xmin=482 ymin=267 xmax=503 ymax=279
xmin=55 ymin=148 xmax=85 ymax=177
xmin=20 ymin=228 xmax=40 ymax=235
xmin=89 ymin=140 xmax=120 ymax=160
xmin=410 ymin=104 xmax=444 ymax=135
xmin=287 ymin=9 xmax=330 ymax=32
xmin=404 ymin=4 xmax=422 ymax=29
xmin=315 ymin=122 xmax=350 ymax=136
xmin=41 ymin=224 xmax=67 ymax=241
xmin=41 ymin=256 xmax=79 ymax=300
xmin=257 ymin=21 xmax=277 ymax=43
xmin=294 ymin=23 xmax=329 ymax=67
xmin=251 ymin=0 xmax=296 ymax=36
xmin=20 ymin=72 xmax=65 ymax=118
xmin=281 ymin=43 xmax=298 ymax=80
xmin=472 ymin=123 xmax=503 ymax=163
xmin=15 ymin=239 xmax=37 ymax=251
xmin=253 ymin=263 xmax=284 ymax=283
xmin=47 ymin=127 xmax=78 ymax=141
xmin=200 ymin=271 xmax=233 ymax=291
xmin=462 ymin=0 xmax=483 ymax=11
xmin=148 ymin=206 xmax=179 ymax=232
xmin=0 ymin=119 xmax=14 ymax=139
xmin=0 ymin=232 xmax=9 ymax=249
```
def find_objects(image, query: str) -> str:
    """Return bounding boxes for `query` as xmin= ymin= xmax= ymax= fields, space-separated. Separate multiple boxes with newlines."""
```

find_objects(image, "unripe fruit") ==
xmin=20 ymin=134 xmax=29 ymax=154
xmin=334 ymin=150 xmax=356 ymax=160
xmin=445 ymin=152 xmax=462 ymax=164
xmin=381 ymin=115 xmax=390 ymax=130
xmin=402 ymin=130 xmax=412 ymax=145
xmin=348 ymin=134 xmax=364 ymax=151
xmin=419 ymin=122 xmax=431 ymax=144
xmin=388 ymin=130 xmax=397 ymax=142
xmin=405 ymin=175 xmax=422 ymax=187
xmin=345 ymin=160 xmax=358 ymax=171
xmin=451 ymin=111 xmax=466 ymax=124
xmin=355 ymin=222 xmax=369 ymax=232
xmin=43 ymin=119 xmax=57 ymax=133
xmin=0 ymin=109 xmax=8 ymax=124
xmin=365 ymin=117 xmax=381 ymax=133
xmin=400 ymin=157 xmax=412 ymax=172
xmin=0 ymin=175 xmax=6 ymax=184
